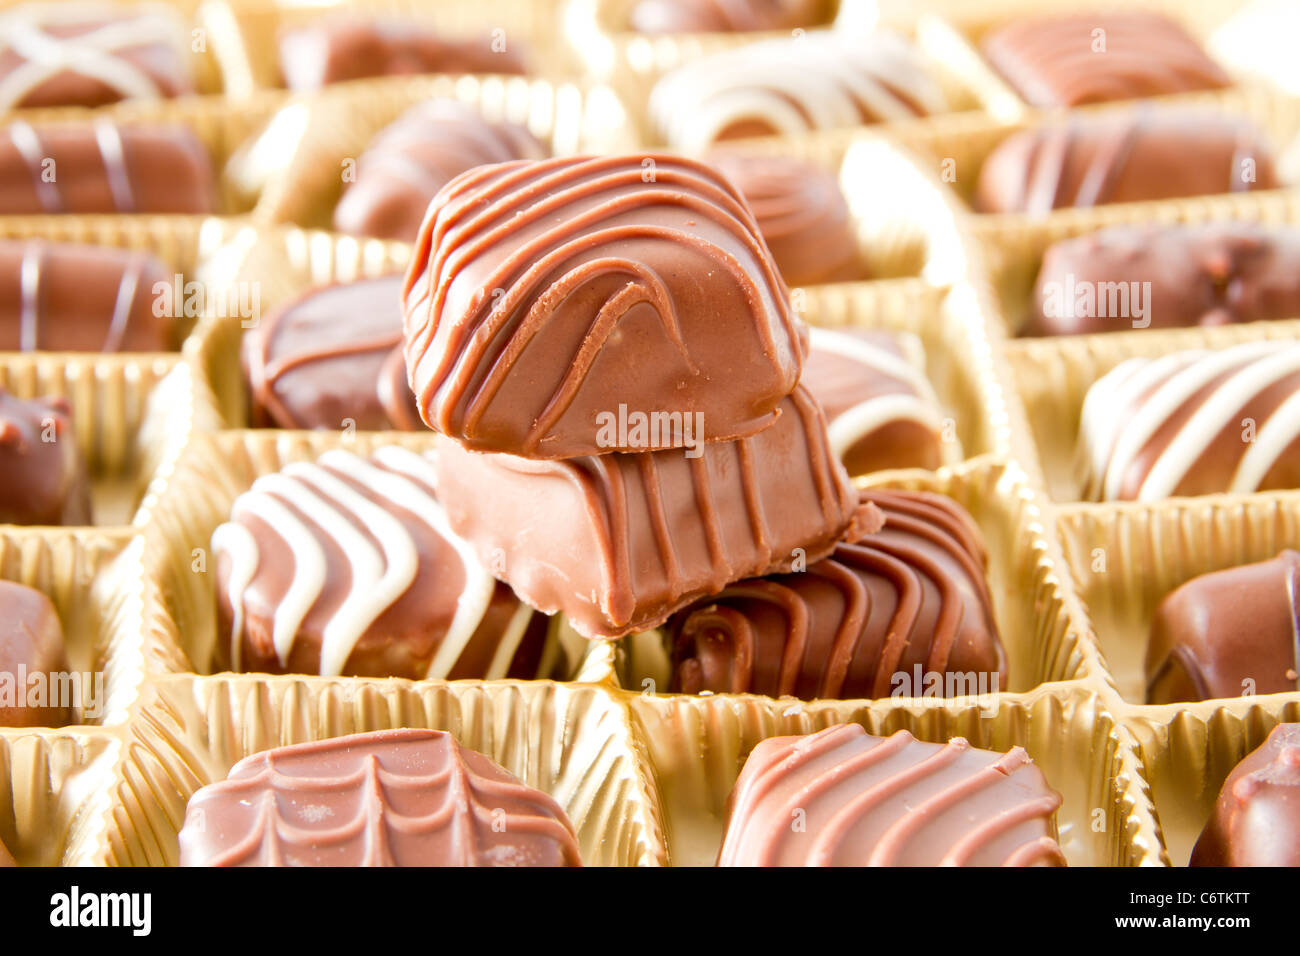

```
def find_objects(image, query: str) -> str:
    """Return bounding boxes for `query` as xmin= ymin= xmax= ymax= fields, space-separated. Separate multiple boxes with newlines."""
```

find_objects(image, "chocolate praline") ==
xmin=0 ymin=580 xmax=73 ymax=728
xmin=1192 ymin=723 xmax=1300 ymax=867
xmin=0 ymin=390 xmax=90 ymax=526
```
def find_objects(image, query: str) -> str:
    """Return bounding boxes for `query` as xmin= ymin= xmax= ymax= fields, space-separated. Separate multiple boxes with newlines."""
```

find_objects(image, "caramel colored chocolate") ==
xmin=0 ymin=240 xmax=173 ymax=352
xmin=403 ymin=154 xmax=804 ymax=458
xmin=1192 ymin=723 xmax=1300 ymax=867
xmin=718 ymin=724 xmax=1065 ymax=866
xmin=982 ymin=13 xmax=1229 ymax=108
xmin=0 ymin=580 xmax=73 ymax=728
xmin=334 ymin=99 xmax=546 ymax=242
xmin=0 ymin=3 xmax=194 ymax=110
xmin=243 ymin=275 xmax=422 ymax=431
xmin=1146 ymin=552 xmax=1300 ymax=704
xmin=975 ymin=111 xmax=1277 ymax=215
xmin=670 ymin=488 xmax=1005 ymax=699
xmin=630 ymin=0 xmax=822 ymax=33
xmin=0 ymin=391 xmax=90 ymax=526
xmin=1078 ymin=341 xmax=1300 ymax=501
xmin=0 ymin=120 xmax=215 ymax=214
xmin=1026 ymin=223 xmax=1300 ymax=336
xmin=179 ymin=729 xmax=582 ymax=867
xmin=278 ymin=17 xmax=526 ymax=92
xmin=211 ymin=446 xmax=551 ymax=680
xmin=435 ymin=386 xmax=860 ymax=639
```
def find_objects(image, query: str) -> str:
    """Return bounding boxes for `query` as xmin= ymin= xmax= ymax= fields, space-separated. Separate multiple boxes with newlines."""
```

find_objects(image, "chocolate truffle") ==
xmin=403 ymin=154 xmax=804 ymax=458
xmin=0 ymin=120 xmax=215 ymax=214
xmin=1146 ymin=551 xmax=1300 ymax=704
xmin=1077 ymin=341 xmax=1300 ymax=501
xmin=718 ymin=724 xmax=1066 ymax=866
xmin=982 ymin=13 xmax=1229 ymax=108
xmin=333 ymin=99 xmax=547 ymax=242
xmin=0 ymin=2 xmax=194 ymax=110
xmin=0 ymin=240 xmax=173 ymax=352
xmin=1192 ymin=723 xmax=1300 ymax=867
xmin=278 ymin=17 xmax=526 ymax=92
xmin=974 ymin=111 xmax=1278 ymax=215
xmin=0 ymin=580 xmax=73 ymax=728
xmin=802 ymin=327 xmax=946 ymax=476
xmin=706 ymin=152 xmax=863 ymax=286
xmin=650 ymin=30 xmax=946 ymax=151
xmin=211 ymin=446 xmax=551 ymax=680
xmin=179 ymin=729 xmax=582 ymax=867
xmin=0 ymin=391 xmax=90 ymax=526
xmin=243 ymin=275 xmax=422 ymax=431
xmin=1026 ymin=223 xmax=1300 ymax=337
xmin=435 ymin=386 xmax=861 ymax=639
xmin=630 ymin=0 xmax=822 ymax=33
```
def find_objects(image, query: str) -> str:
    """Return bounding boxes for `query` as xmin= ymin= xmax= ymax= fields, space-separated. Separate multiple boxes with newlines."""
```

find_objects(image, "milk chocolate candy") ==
xmin=0 ymin=120 xmax=215 ymax=214
xmin=1026 ymin=223 xmax=1300 ymax=336
xmin=0 ymin=240 xmax=173 ymax=352
xmin=435 ymin=387 xmax=860 ymax=639
xmin=333 ymin=99 xmax=546 ymax=242
xmin=243 ymin=275 xmax=422 ymax=431
xmin=211 ymin=446 xmax=551 ymax=680
xmin=670 ymin=488 xmax=1005 ymax=699
xmin=179 ymin=729 xmax=582 ymax=867
xmin=718 ymin=724 xmax=1066 ymax=866
xmin=1146 ymin=551 xmax=1300 ymax=704
xmin=0 ymin=580 xmax=73 ymax=728
xmin=1192 ymin=723 xmax=1300 ymax=867
xmin=802 ymin=327 xmax=946 ymax=476
xmin=403 ymin=154 xmax=804 ymax=458
xmin=0 ymin=391 xmax=90 ymax=526
xmin=982 ymin=13 xmax=1229 ymax=108
xmin=1078 ymin=341 xmax=1300 ymax=501
xmin=974 ymin=111 xmax=1277 ymax=215
xmin=650 ymin=30 xmax=946 ymax=152
xmin=707 ymin=152 xmax=863 ymax=286
xmin=631 ymin=0 xmax=822 ymax=33
xmin=278 ymin=17 xmax=526 ymax=92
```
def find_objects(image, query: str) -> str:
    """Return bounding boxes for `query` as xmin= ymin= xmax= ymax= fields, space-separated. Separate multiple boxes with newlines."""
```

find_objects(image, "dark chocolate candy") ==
xmin=1192 ymin=723 xmax=1300 ymax=867
xmin=630 ymin=0 xmax=822 ymax=33
xmin=718 ymin=724 xmax=1066 ymax=866
xmin=0 ymin=390 xmax=90 ymax=526
xmin=178 ymin=729 xmax=582 ymax=867
xmin=0 ymin=580 xmax=73 ymax=728
xmin=403 ymin=154 xmax=805 ymax=458
xmin=1146 ymin=551 xmax=1300 ymax=704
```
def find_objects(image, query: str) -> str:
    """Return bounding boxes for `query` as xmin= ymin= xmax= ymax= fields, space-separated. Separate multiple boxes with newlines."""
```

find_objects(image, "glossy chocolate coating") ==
xmin=403 ymin=154 xmax=804 ymax=458
xmin=975 ymin=111 xmax=1277 ymax=215
xmin=982 ymin=13 xmax=1229 ymax=108
xmin=0 ymin=120 xmax=215 ymax=214
xmin=0 ymin=391 xmax=90 ymax=526
xmin=718 ymin=724 xmax=1065 ymax=866
xmin=630 ymin=0 xmax=822 ymax=33
xmin=179 ymin=729 xmax=582 ymax=867
xmin=435 ymin=386 xmax=860 ymax=639
xmin=334 ymin=99 xmax=546 ymax=242
xmin=1192 ymin=723 xmax=1300 ymax=867
xmin=0 ymin=580 xmax=73 ymax=728
xmin=0 ymin=240 xmax=173 ymax=352
xmin=243 ymin=275 xmax=422 ymax=431
xmin=278 ymin=17 xmax=526 ymax=92
xmin=211 ymin=446 xmax=551 ymax=680
xmin=1146 ymin=551 xmax=1300 ymax=704
xmin=1026 ymin=223 xmax=1300 ymax=336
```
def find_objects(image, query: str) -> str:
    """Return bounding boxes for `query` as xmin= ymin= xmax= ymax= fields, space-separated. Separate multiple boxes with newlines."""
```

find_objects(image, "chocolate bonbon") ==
xmin=630 ymin=0 xmax=822 ymax=33
xmin=0 ymin=390 xmax=90 ymax=526
xmin=718 ymin=724 xmax=1065 ymax=866
xmin=178 ymin=729 xmax=582 ymax=867
xmin=1192 ymin=723 xmax=1300 ymax=867
xmin=0 ymin=580 xmax=73 ymax=728
xmin=1146 ymin=551 xmax=1300 ymax=704
xmin=402 ymin=154 xmax=804 ymax=458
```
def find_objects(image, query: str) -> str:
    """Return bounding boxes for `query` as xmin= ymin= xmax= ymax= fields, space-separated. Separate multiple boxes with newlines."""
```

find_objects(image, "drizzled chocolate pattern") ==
xmin=975 ymin=111 xmax=1277 ymax=215
xmin=718 ymin=724 xmax=1066 ymax=866
xmin=0 ymin=390 xmax=90 ymax=526
xmin=1192 ymin=723 xmax=1300 ymax=867
xmin=631 ymin=0 xmax=822 ymax=34
xmin=179 ymin=729 xmax=582 ymax=867
xmin=402 ymin=153 xmax=804 ymax=458
xmin=1078 ymin=341 xmax=1300 ymax=501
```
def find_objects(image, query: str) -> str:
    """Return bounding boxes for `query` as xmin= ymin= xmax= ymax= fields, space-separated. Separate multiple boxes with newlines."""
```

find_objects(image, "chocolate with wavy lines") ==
xmin=974 ymin=111 xmax=1277 ymax=215
xmin=1192 ymin=723 xmax=1300 ymax=867
xmin=718 ymin=724 xmax=1065 ymax=866
xmin=211 ymin=446 xmax=554 ymax=680
xmin=630 ymin=0 xmax=823 ymax=34
xmin=0 ymin=390 xmax=90 ymax=527
xmin=1077 ymin=341 xmax=1300 ymax=501
xmin=179 ymin=729 xmax=582 ymax=867
xmin=403 ymin=153 xmax=804 ymax=458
